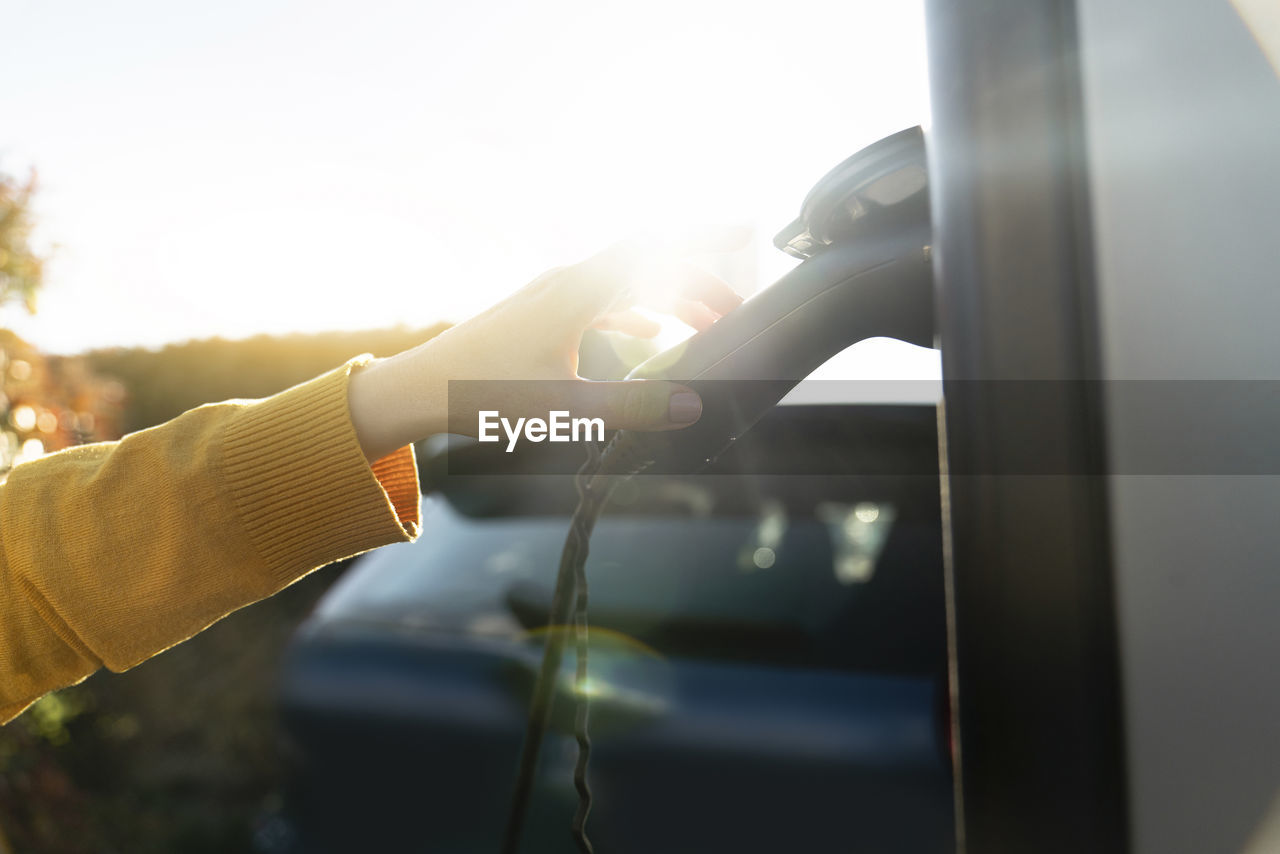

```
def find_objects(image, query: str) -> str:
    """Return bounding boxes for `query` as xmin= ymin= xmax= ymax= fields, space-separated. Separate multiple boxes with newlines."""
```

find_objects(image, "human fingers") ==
xmin=669 ymin=299 xmax=721 ymax=332
xmin=667 ymin=260 xmax=743 ymax=317
xmin=566 ymin=379 xmax=703 ymax=431
xmin=590 ymin=309 xmax=663 ymax=338
xmin=535 ymin=239 xmax=743 ymax=334
xmin=445 ymin=377 xmax=702 ymax=437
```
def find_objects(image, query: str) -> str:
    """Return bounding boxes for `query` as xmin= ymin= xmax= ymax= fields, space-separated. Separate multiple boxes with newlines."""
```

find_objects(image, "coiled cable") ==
xmin=499 ymin=432 xmax=654 ymax=854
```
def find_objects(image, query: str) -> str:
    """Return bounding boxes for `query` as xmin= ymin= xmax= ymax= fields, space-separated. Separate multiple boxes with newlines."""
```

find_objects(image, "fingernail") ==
xmin=668 ymin=391 xmax=702 ymax=424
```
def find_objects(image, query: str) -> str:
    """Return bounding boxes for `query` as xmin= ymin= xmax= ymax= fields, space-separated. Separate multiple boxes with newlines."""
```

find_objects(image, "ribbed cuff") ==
xmin=221 ymin=357 xmax=420 ymax=589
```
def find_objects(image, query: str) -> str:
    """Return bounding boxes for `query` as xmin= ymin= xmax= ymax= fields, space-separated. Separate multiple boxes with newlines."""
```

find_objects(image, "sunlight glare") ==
xmin=3 ymin=0 xmax=929 ymax=354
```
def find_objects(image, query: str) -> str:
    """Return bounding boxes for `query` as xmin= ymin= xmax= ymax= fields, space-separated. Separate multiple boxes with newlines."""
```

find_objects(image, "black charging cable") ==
xmin=499 ymin=434 xmax=652 ymax=854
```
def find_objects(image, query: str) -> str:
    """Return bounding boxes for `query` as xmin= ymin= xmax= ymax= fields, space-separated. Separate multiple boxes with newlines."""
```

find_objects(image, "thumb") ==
xmin=569 ymin=380 xmax=703 ymax=431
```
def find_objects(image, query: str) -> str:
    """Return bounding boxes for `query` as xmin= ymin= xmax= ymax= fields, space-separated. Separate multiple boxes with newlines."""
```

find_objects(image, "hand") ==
xmin=348 ymin=240 xmax=743 ymax=461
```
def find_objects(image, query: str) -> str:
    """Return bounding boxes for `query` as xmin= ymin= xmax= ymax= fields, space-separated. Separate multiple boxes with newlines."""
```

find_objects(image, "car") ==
xmin=275 ymin=380 xmax=954 ymax=853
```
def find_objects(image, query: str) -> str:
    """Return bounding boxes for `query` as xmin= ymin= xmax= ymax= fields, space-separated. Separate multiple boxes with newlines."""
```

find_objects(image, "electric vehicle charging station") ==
xmin=926 ymin=1 xmax=1280 ymax=852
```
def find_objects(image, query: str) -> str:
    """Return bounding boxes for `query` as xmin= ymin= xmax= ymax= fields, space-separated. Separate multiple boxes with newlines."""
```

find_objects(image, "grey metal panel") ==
xmin=1077 ymin=2 xmax=1280 ymax=852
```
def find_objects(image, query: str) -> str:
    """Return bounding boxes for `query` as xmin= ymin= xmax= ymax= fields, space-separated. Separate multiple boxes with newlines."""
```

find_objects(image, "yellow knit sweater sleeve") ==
xmin=0 ymin=358 xmax=421 ymax=724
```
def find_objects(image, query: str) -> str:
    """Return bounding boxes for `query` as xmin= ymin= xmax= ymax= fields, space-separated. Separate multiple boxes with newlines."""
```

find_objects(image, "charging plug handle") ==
xmin=602 ymin=189 xmax=933 ymax=476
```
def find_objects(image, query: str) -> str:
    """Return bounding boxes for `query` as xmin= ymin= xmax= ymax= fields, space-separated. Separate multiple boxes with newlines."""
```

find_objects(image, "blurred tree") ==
xmin=1 ymin=164 xmax=47 ymax=474
xmin=0 ymin=168 xmax=42 ymax=315
xmin=1 ymin=331 xmax=125 ymax=473
xmin=85 ymin=326 xmax=450 ymax=433
xmin=0 ymin=168 xmax=120 ymax=475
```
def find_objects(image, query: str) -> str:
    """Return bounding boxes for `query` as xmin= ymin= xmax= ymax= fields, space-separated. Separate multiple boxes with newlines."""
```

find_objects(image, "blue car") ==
xmin=276 ymin=392 xmax=953 ymax=853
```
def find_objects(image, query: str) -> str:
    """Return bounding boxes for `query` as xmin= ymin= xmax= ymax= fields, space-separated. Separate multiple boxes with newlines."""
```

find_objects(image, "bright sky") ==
xmin=2 ymin=0 xmax=931 ymax=360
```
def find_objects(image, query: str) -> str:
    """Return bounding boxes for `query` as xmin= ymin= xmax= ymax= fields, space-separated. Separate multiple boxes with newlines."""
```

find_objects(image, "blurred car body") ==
xmin=276 ymin=392 xmax=953 ymax=853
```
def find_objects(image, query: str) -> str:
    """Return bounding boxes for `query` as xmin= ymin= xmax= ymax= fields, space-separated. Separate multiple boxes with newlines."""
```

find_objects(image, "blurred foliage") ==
xmin=0 ymin=568 xmax=341 ymax=854
xmin=85 ymin=327 xmax=449 ymax=434
xmin=1 ymin=330 xmax=125 ymax=476
xmin=0 ymin=168 xmax=42 ymax=315
xmin=0 ymin=170 xmax=121 ymax=480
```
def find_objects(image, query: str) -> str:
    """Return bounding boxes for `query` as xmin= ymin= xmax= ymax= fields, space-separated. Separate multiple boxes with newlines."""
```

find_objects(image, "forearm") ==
xmin=347 ymin=344 xmax=450 ymax=462
xmin=1 ymin=359 xmax=419 ymax=723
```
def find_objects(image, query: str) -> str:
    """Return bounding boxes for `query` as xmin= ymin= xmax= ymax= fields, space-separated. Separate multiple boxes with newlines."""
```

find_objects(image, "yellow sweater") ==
xmin=0 ymin=358 xmax=421 ymax=724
